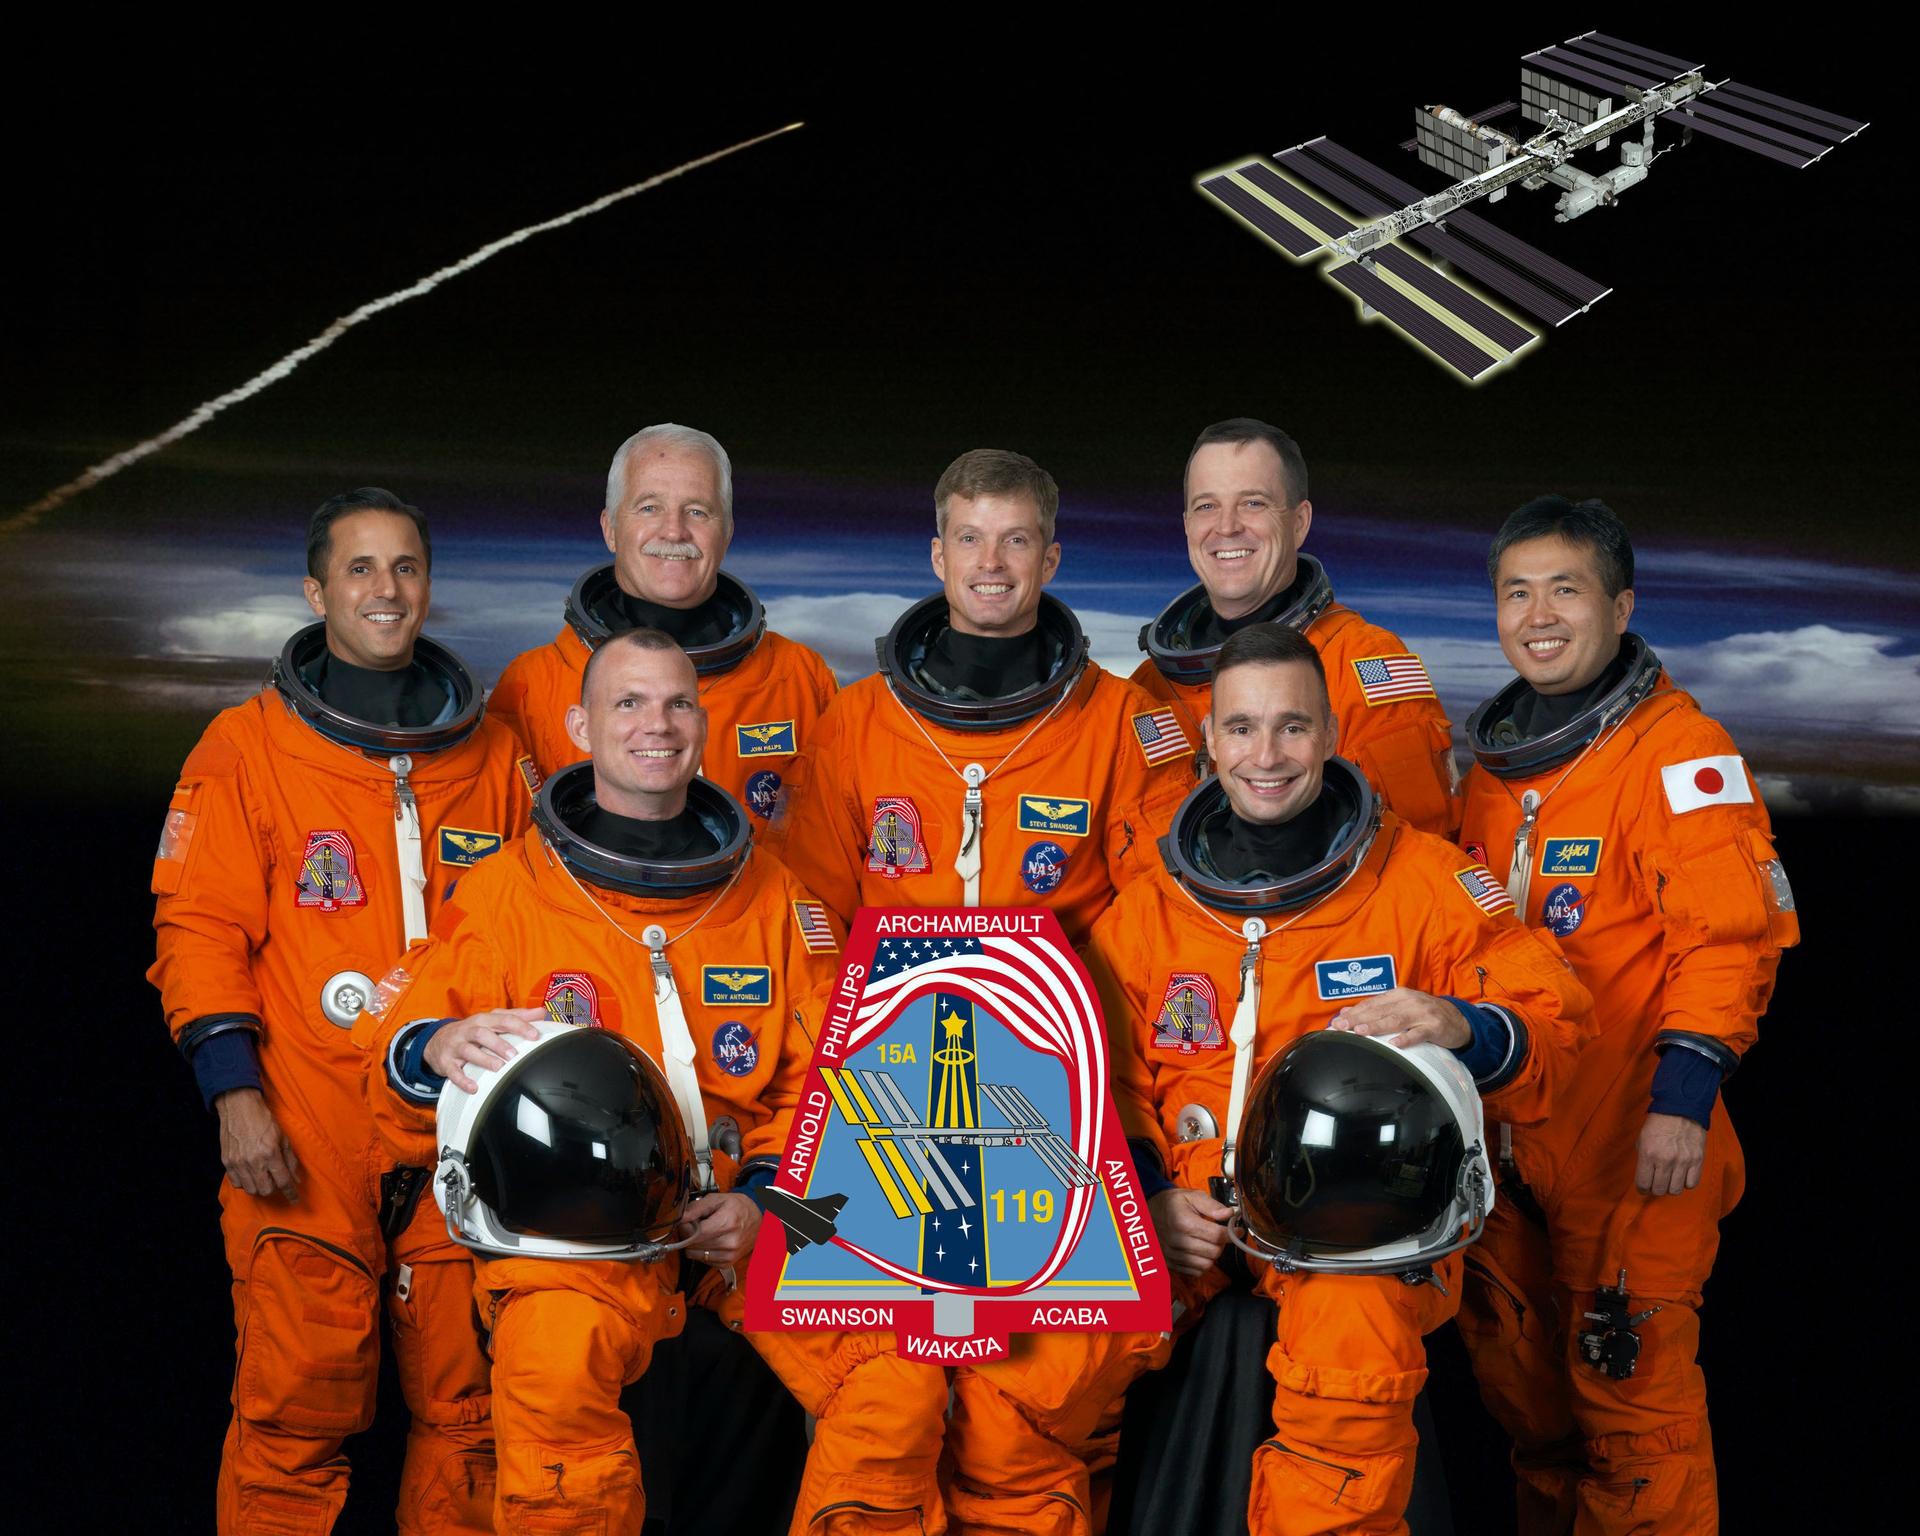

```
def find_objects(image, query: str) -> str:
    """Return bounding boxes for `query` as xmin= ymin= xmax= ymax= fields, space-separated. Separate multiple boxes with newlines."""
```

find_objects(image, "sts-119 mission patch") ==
xmin=745 ymin=907 xmax=1170 ymax=1363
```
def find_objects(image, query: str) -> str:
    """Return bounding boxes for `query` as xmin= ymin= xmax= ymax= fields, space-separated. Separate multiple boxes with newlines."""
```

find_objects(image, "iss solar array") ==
xmin=1198 ymin=30 xmax=1868 ymax=381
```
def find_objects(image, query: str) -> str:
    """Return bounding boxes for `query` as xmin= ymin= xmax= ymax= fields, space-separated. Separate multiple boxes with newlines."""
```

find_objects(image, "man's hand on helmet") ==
xmin=424 ymin=1007 xmax=547 ymax=1094
xmin=682 ymin=1191 xmax=763 ymax=1267
xmin=1326 ymin=989 xmax=1470 ymax=1050
xmin=1149 ymin=1187 xmax=1233 ymax=1277
xmin=215 ymin=1087 xmax=301 ymax=1199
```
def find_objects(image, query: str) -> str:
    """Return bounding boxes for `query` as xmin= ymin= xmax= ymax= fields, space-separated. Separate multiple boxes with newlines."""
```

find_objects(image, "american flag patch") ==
xmin=1131 ymin=708 xmax=1194 ymax=766
xmin=1352 ymin=653 xmax=1436 ymax=706
xmin=1454 ymin=865 xmax=1516 ymax=918
xmin=792 ymin=900 xmax=839 ymax=954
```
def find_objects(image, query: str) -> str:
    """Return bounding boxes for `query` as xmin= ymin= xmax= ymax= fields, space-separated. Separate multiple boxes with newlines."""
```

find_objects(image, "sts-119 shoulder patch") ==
xmin=1454 ymin=864 xmax=1516 ymax=918
xmin=543 ymin=970 xmax=605 ymax=1028
xmin=1131 ymin=709 xmax=1194 ymax=766
xmin=294 ymin=830 xmax=366 ymax=911
xmin=1152 ymin=973 xmax=1223 ymax=1053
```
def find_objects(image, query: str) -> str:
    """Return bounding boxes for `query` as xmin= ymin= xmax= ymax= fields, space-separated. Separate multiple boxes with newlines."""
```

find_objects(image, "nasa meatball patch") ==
xmin=1315 ymin=954 xmax=1398 ymax=1000
xmin=1020 ymin=840 xmax=1069 ymax=894
xmin=712 ymin=1021 xmax=761 ymax=1076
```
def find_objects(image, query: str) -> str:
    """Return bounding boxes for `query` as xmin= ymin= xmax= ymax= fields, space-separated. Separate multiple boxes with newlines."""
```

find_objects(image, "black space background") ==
xmin=6 ymin=23 xmax=1907 ymax=1531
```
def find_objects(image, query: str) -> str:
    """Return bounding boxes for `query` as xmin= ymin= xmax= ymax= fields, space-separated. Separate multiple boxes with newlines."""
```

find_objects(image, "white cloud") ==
xmin=159 ymin=594 xmax=312 ymax=657
xmin=1661 ymin=625 xmax=1920 ymax=736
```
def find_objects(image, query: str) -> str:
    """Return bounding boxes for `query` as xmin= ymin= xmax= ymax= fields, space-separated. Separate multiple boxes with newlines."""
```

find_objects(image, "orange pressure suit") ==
xmin=1133 ymin=559 xmax=1457 ymax=836
xmin=780 ymin=597 xmax=1194 ymax=947
xmin=776 ymin=595 xmax=1197 ymax=1534
xmin=149 ymin=629 xmax=532 ymax=1534
xmin=1082 ymin=761 xmax=1590 ymax=1535
xmin=487 ymin=567 xmax=837 ymax=828
xmin=362 ymin=773 xmax=944 ymax=1534
xmin=1456 ymin=641 xmax=1797 ymax=1532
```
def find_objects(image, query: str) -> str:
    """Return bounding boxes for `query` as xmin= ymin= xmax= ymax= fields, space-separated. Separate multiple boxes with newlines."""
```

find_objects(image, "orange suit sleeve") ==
xmin=1417 ymin=844 xmax=1593 ymax=1127
xmin=149 ymin=720 xmax=272 ymax=1052
xmin=485 ymin=651 xmax=539 ymax=762
xmin=772 ymin=697 xmax=868 ymax=928
xmin=1084 ymin=909 xmax=1167 ymax=1165
xmin=1637 ymin=729 xmax=1797 ymax=1070
xmin=358 ymin=888 xmax=514 ymax=1164
xmin=742 ymin=884 xmax=844 ymax=1165
xmin=1104 ymin=737 xmax=1195 ymax=895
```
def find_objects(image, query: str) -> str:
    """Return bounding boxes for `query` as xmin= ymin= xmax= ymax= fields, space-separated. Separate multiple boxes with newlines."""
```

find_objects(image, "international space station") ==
xmin=1199 ymin=30 xmax=1868 ymax=380
xmin=820 ymin=1063 xmax=1098 ymax=1222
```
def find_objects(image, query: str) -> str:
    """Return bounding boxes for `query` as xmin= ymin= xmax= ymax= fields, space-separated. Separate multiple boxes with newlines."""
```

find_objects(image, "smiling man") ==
xmin=488 ymin=423 xmax=837 ymax=831
xmin=1134 ymin=419 xmax=1457 ymax=835
xmin=362 ymin=630 xmax=925 ymax=1535
xmin=1081 ymin=622 xmax=1590 ymax=1535
xmin=149 ymin=488 xmax=532 ymax=1534
xmin=776 ymin=447 xmax=1197 ymax=1531
xmin=780 ymin=447 xmax=1193 ymax=940
xmin=1456 ymin=497 xmax=1799 ymax=1534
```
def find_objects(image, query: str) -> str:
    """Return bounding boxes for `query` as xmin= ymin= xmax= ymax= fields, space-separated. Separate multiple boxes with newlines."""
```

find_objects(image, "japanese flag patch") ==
xmin=1660 ymin=755 xmax=1753 ymax=815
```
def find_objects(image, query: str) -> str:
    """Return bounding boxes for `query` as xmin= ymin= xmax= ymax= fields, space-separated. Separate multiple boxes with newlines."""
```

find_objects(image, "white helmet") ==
xmin=1227 ymin=1030 xmax=1494 ymax=1281
xmin=434 ymin=1020 xmax=695 ymax=1261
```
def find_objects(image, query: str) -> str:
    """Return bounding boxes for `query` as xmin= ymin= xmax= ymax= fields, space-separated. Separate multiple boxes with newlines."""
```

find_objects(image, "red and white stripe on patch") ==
xmin=793 ymin=900 xmax=839 ymax=953
xmin=1352 ymin=653 xmax=1436 ymax=705
xmin=1660 ymin=754 xmax=1753 ymax=815
xmin=1131 ymin=708 xmax=1194 ymax=765
xmin=1454 ymin=864 xmax=1516 ymax=917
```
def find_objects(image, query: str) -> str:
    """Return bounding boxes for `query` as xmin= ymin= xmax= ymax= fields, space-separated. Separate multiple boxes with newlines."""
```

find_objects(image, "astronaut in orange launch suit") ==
xmin=1455 ymin=497 xmax=1798 ymax=1533
xmin=149 ymin=489 xmax=532 ymax=1533
xmin=1083 ymin=622 xmax=1589 ymax=1535
xmin=1131 ymin=419 xmax=1457 ymax=837
xmin=486 ymin=422 xmax=837 ymax=834
xmin=364 ymin=630 xmax=938 ymax=1534
xmin=778 ymin=449 xmax=1199 ymax=1533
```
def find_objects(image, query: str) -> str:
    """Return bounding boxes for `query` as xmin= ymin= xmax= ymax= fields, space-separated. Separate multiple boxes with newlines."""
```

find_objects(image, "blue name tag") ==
xmin=703 ymin=966 xmax=772 ymax=1006
xmin=1315 ymin=954 xmax=1397 ymax=1000
xmin=437 ymin=827 xmax=503 ymax=866
xmin=1539 ymin=837 xmax=1603 ymax=877
xmin=736 ymin=721 xmax=797 ymax=757
xmin=1016 ymin=795 xmax=1091 ymax=838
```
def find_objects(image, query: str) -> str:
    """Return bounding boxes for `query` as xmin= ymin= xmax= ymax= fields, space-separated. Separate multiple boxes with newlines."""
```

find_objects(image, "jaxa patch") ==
xmin=712 ymin=1021 xmax=761 ymax=1077
xmin=736 ymin=721 xmax=797 ymax=758
xmin=1315 ymin=954 xmax=1398 ymax=1000
xmin=745 ymin=769 xmax=783 ymax=821
xmin=1017 ymin=796 xmax=1092 ymax=838
xmin=868 ymin=796 xmax=931 ymax=877
xmin=1021 ymin=841 xmax=1069 ymax=895
xmin=1541 ymin=883 xmax=1588 ymax=937
xmin=294 ymin=829 xmax=367 ymax=911
xmin=516 ymin=756 xmax=543 ymax=797
xmin=1153 ymin=972 xmax=1224 ymax=1053
xmin=1539 ymin=837 xmax=1603 ymax=877
xmin=704 ymin=966 xmax=772 ymax=1007
xmin=438 ymin=826 xmax=503 ymax=867
xmin=793 ymin=901 xmax=839 ymax=954
xmin=543 ymin=971 xmax=604 ymax=1028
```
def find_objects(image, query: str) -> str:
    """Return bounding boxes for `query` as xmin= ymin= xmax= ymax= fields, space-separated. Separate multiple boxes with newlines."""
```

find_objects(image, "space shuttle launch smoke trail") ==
xmin=7 ymin=121 xmax=804 ymax=534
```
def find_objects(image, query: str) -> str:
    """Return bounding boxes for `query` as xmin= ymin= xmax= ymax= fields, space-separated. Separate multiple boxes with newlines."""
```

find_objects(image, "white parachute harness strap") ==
xmin=641 ymin=922 xmax=716 ymax=1194
xmin=1220 ymin=918 xmax=1266 ymax=1183
xmin=887 ymin=679 xmax=1077 ymax=907
xmin=389 ymin=754 xmax=429 ymax=945
xmin=543 ymin=838 xmax=749 ymax=1195
xmin=1168 ymin=864 xmax=1365 ymax=1184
